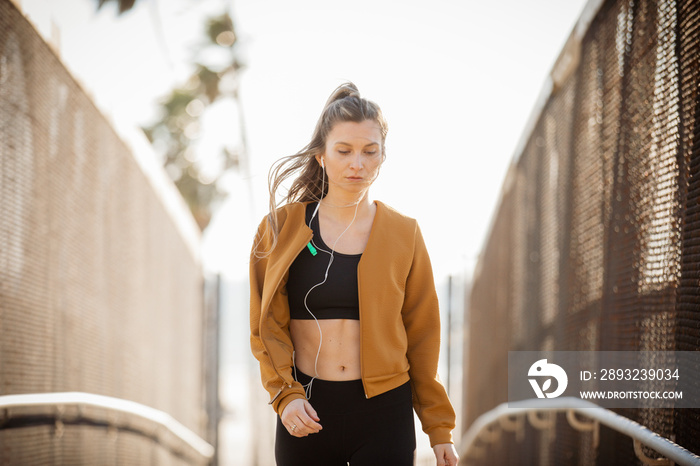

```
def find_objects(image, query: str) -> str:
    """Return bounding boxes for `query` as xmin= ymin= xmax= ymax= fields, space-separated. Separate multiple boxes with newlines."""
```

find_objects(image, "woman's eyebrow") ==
xmin=333 ymin=141 xmax=379 ymax=147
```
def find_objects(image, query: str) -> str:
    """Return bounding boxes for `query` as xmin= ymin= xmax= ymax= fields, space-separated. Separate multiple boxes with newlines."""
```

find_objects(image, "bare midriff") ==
xmin=290 ymin=318 xmax=361 ymax=380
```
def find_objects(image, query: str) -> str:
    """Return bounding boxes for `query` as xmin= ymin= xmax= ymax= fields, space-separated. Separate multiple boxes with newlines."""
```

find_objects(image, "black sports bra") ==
xmin=287 ymin=203 xmax=361 ymax=320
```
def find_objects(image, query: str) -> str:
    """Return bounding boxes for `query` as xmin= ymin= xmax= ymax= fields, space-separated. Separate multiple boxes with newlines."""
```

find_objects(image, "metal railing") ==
xmin=0 ymin=392 xmax=214 ymax=462
xmin=460 ymin=397 xmax=700 ymax=466
xmin=463 ymin=0 xmax=700 ymax=460
xmin=1 ymin=0 xmax=209 ymax=461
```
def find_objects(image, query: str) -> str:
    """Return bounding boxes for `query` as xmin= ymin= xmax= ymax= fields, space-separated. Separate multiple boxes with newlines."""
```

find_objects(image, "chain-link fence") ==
xmin=0 ymin=0 xmax=211 ymax=463
xmin=464 ymin=0 xmax=700 ymax=464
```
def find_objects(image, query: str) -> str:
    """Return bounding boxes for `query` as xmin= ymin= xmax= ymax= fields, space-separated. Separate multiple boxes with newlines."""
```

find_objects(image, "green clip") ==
xmin=307 ymin=242 xmax=317 ymax=256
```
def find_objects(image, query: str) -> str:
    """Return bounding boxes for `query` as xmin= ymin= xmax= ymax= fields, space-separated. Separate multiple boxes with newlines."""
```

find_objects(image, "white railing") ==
xmin=460 ymin=397 xmax=700 ymax=466
xmin=0 ymin=392 xmax=214 ymax=461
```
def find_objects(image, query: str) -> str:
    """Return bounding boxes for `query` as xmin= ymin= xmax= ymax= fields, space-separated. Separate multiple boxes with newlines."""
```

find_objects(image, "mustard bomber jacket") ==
xmin=249 ymin=200 xmax=456 ymax=446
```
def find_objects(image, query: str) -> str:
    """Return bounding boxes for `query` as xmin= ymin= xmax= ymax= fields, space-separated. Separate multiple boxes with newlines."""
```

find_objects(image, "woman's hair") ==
xmin=258 ymin=82 xmax=388 ymax=255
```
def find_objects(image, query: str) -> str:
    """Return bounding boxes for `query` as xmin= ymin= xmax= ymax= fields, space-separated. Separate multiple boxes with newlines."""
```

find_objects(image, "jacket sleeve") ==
xmin=401 ymin=221 xmax=456 ymax=446
xmin=249 ymin=216 xmax=306 ymax=416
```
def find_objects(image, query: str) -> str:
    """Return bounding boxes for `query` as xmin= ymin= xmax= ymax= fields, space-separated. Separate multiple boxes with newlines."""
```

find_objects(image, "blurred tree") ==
xmin=96 ymin=1 xmax=246 ymax=230
xmin=96 ymin=0 xmax=137 ymax=15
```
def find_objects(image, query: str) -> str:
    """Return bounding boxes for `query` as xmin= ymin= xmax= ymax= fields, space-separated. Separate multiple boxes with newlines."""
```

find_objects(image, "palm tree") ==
xmin=95 ymin=0 xmax=246 ymax=230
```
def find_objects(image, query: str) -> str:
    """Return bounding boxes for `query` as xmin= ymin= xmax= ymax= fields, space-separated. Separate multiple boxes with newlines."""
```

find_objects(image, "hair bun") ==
xmin=324 ymin=82 xmax=360 ymax=107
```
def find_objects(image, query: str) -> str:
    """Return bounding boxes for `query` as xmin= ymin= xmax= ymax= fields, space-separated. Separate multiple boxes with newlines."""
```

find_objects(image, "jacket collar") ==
xmin=275 ymin=199 xmax=391 ymax=268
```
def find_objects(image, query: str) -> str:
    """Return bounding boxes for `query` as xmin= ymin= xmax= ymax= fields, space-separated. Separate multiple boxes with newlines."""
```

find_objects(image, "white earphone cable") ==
xmin=297 ymin=162 xmax=360 ymax=400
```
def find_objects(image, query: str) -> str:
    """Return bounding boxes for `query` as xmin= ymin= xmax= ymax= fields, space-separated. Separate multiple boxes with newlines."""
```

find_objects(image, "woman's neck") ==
xmin=319 ymin=191 xmax=373 ymax=223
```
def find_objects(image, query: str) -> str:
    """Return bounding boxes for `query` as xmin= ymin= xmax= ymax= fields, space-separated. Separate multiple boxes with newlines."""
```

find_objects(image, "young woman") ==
xmin=250 ymin=82 xmax=459 ymax=466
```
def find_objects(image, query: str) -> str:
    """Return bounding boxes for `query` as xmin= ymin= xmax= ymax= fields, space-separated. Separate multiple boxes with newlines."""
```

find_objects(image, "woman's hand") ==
xmin=280 ymin=398 xmax=323 ymax=437
xmin=433 ymin=443 xmax=459 ymax=466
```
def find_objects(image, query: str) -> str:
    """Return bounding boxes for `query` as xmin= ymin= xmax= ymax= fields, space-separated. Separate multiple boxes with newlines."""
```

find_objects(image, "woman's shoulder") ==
xmin=257 ymin=201 xmax=309 ymax=227
xmin=255 ymin=201 xmax=310 ymax=241
xmin=279 ymin=201 xmax=312 ymax=226
xmin=252 ymin=201 xmax=310 ymax=256
xmin=375 ymin=200 xmax=418 ymax=230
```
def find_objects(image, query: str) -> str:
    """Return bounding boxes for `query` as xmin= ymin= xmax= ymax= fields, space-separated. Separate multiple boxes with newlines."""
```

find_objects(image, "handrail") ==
xmin=0 ymin=392 xmax=214 ymax=460
xmin=459 ymin=397 xmax=700 ymax=466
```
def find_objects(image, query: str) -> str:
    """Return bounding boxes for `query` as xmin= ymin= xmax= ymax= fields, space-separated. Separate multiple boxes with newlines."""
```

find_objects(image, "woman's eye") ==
xmin=338 ymin=150 xmax=351 ymax=155
xmin=364 ymin=151 xmax=377 ymax=156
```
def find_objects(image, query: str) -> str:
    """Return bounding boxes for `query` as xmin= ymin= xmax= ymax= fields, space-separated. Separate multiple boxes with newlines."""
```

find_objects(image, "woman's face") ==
xmin=318 ymin=120 xmax=384 ymax=196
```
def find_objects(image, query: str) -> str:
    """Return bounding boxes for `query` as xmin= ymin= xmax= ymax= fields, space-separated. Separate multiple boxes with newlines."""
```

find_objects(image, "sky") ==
xmin=18 ymin=0 xmax=589 ymax=281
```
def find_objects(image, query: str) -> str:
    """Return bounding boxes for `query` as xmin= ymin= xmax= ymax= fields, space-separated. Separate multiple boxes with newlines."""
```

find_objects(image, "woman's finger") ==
xmin=288 ymin=420 xmax=304 ymax=437
xmin=287 ymin=416 xmax=315 ymax=437
xmin=300 ymin=401 xmax=322 ymax=431
xmin=304 ymin=400 xmax=320 ymax=422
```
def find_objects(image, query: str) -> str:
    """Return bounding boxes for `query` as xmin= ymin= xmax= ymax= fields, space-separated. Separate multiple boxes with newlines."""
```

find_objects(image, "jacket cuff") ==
xmin=428 ymin=428 xmax=454 ymax=447
xmin=272 ymin=385 xmax=307 ymax=416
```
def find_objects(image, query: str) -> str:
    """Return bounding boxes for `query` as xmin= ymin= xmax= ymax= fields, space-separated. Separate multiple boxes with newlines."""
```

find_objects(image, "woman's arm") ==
xmin=249 ymin=217 xmax=306 ymax=415
xmin=401 ymin=222 xmax=457 ymax=447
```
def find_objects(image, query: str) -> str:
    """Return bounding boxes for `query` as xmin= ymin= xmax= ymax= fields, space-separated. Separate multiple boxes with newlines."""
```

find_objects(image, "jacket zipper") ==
xmin=357 ymin=260 xmax=369 ymax=399
xmin=269 ymin=386 xmax=284 ymax=405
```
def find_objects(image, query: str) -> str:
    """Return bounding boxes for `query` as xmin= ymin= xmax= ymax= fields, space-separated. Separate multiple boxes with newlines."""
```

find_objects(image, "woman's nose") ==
xmin=350 ymin=153 xmax=363 ymax=169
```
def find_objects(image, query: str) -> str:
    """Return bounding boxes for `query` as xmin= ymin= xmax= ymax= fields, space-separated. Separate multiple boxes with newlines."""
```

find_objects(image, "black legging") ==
xmin=275 ymin=369 xmax=416 ymax=465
